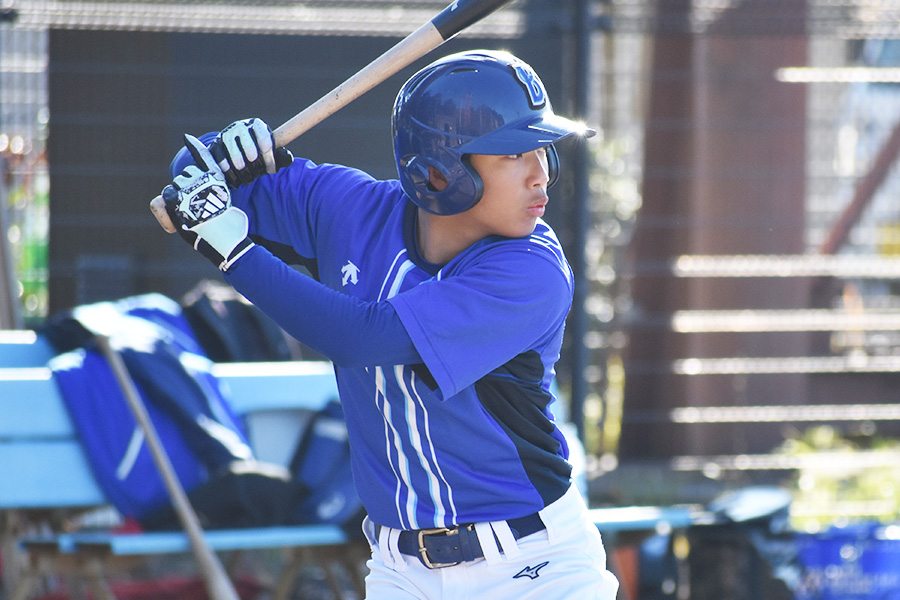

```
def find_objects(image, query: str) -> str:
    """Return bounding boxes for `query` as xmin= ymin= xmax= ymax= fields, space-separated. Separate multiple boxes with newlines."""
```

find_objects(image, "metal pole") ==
xmin=0 ymin=12 xmax=24 ymax=329
xmin=570 ymin=0 xmax=592 ymax=441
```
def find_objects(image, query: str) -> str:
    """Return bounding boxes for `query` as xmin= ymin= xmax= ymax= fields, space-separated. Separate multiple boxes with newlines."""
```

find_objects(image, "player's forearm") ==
xmin=225 ymin=246 xmax=421 ymax=368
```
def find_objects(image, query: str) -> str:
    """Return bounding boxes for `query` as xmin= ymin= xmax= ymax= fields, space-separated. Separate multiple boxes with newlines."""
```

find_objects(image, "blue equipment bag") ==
xmin=46 ymin=294 xmax=257 ymax=524
xmin=795 ymin=523 xmax=900 ymax=600
xmin=289 ymin=399 xmax=366 ymax=537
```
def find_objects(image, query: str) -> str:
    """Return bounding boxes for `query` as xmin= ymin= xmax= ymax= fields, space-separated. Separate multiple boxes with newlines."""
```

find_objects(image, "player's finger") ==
xmin=222 ymin=128 xmax=250 ymax=171
xmin=247 ymin=118 xmax=277 ymax=174
xmin=184 ymin=134 xmax=218 ymax=173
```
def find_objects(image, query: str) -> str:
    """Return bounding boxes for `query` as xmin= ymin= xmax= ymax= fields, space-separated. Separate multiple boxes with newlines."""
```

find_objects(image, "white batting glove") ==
xmin=163 ymin=135 xmax=255 ymax=271
xmin=203 ymin=118 xmax=294 ymax=188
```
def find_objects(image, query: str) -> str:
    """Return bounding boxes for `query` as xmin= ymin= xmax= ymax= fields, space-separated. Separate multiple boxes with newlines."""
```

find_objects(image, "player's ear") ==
xmin=427 ymin=165 xmax=448 ymax=192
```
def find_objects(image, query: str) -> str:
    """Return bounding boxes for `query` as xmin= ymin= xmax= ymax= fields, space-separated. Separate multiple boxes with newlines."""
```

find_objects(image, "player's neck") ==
xmin=416 ymin=210 xmax=480 ymax=265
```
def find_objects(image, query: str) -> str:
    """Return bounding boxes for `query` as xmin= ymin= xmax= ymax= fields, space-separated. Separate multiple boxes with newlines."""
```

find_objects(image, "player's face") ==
xmin=463 ymin=147 xmax=551 ymax=239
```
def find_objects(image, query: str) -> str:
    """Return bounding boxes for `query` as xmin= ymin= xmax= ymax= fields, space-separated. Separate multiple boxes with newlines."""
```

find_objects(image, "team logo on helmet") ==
xmin=510 ymin=62 xmax=547 ymax=110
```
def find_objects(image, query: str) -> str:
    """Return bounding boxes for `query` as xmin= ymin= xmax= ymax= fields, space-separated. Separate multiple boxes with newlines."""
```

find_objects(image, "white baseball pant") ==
xmin=362 ymin=484 xmax=620 ymax=600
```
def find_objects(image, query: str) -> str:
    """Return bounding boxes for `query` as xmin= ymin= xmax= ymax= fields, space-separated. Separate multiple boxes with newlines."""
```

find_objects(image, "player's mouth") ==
xmin=527 ymin=197 xmax=548 ymax=217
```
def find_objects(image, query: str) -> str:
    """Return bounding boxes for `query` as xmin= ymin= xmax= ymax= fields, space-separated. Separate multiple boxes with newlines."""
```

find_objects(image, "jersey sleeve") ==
xmin=170 ymin=137 xmax=386 ymax=267
xmin=230 ymin=159 xmax=384 ymax=265
xmin=224 ymin=246 xmax=421 ymax=368
xmin=387 ymin=241 xmax=573 ymax=399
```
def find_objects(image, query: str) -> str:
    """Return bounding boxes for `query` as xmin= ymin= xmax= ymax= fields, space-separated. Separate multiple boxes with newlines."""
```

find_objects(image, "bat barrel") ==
xmin=431 ymin=0 xmax=511 ymax=40
xmin=152 ymin=0 xmax=514 ymax=234
xmin=273 ymin=0 xmax=512 ymax=147
xmin=273 ymin=21 xmax=443 ymax=148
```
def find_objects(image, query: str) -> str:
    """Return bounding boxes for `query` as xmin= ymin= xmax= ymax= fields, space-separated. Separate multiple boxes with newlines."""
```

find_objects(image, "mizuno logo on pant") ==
xmin=513 ymin=561 xmax=549 ymax=580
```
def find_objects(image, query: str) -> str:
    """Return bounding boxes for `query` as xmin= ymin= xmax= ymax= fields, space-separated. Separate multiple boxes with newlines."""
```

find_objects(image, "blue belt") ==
xmin=386 ymin=512 xmax=545 ymax=569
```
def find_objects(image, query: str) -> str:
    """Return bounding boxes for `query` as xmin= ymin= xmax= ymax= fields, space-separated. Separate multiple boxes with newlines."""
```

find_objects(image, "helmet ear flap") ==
xmin=402 ymin=155 xmax=482 ymax=215
xmin=460 ymin=154 xmax=484 ymax=209
xmin=546 ymin=143 xmax=560 ymax=189
xmin=404 ymin=155 xmax=432 ymax=192
xmin=405 ymin=155 xmax=456 ymax=194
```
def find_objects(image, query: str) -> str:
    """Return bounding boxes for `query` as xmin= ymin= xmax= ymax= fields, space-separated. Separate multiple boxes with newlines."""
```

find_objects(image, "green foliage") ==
xmin=776 ymin=425 xmax=900 ymax=532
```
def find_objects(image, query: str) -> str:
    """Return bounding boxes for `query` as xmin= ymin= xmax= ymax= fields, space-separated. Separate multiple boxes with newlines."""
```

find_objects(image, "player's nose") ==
xmin=526 ymin=149 xmax=550 ymax=187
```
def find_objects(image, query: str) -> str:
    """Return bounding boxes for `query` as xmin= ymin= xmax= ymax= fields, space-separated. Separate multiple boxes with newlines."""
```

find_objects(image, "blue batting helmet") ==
xmin=392 ymin=49 xmax=594 ymax=216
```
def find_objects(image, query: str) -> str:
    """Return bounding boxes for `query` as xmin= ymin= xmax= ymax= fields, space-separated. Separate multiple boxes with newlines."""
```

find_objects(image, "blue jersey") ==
xmin=226 ymin=158 xmax=575 ymax=530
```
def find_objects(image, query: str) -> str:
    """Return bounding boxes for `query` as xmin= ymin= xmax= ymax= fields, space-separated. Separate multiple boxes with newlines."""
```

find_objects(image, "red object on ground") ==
xmin=33 ymin=575 xmax=265 ymax=600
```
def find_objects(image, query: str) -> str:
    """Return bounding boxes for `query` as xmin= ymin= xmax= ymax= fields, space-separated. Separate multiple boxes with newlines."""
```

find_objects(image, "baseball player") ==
xmin=161 ymin=49 xmax=619 ymax=599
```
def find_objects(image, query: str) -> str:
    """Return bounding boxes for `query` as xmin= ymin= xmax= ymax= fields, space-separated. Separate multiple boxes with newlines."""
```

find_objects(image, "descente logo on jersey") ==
xmin=341 ymin=261 xmax=360 ymax=286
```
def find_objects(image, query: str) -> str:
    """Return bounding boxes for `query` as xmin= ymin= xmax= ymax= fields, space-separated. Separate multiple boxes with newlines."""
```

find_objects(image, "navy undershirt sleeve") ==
xmin=224 ymin=246 xmax=421 ymax=368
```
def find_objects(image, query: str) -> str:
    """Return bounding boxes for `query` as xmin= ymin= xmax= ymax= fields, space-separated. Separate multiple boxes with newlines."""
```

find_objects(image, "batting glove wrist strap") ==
xmin=190 ymin=207 xmax=255 ymax=271
xmin=162 ymin=134 xmax=255 ymax=271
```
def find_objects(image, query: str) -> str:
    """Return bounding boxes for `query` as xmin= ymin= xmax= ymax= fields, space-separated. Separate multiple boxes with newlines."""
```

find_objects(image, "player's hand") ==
xmin=199 ymin=118 xmax=293 ymax=188
xmin=163 ymin=134 xmax=255 ymax=271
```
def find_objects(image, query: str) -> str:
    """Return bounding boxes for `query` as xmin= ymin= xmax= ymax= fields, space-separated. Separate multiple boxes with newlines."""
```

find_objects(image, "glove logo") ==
xmin=175 ymin=169 xmax=230 ymax=224
xmin=188 ymin=184 xmax=229 ymax=221
xmin=341 ymin=261 xmax=360 ymax=286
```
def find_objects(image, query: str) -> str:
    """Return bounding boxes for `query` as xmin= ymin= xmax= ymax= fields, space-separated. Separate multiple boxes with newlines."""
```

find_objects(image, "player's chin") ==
xmin=507 ymin=219 xmax=539 ymax=239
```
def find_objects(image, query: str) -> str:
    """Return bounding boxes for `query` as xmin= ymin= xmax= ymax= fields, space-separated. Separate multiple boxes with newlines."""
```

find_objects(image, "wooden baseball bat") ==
xmin=150 ymin=0 xmax=513 ymax=233
xmin=95 ymin=335 xmax=242 ymax=600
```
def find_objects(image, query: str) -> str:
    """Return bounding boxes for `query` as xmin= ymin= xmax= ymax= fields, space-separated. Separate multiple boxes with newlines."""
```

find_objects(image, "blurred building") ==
xmin=4 ymin=0 xmax=900 ymax=477
xmin=611 ymin=1 xmax=900 ymax=478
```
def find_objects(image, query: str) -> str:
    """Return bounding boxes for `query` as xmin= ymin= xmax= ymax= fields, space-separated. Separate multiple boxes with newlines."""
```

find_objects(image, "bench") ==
xmin=0 ymin=330 xmax=367 ymax=600
xmin=1 ymin=330 xmax=711 ymax=600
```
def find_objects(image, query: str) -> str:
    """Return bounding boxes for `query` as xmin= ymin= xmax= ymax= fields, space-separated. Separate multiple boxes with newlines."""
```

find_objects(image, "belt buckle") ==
xmin=416 ymin=526 xmax=461 ymax=569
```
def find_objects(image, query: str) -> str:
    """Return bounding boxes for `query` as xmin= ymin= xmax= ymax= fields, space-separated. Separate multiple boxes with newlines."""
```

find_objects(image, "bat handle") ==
xmin=150 ymin=194 xmax=177 ymax=234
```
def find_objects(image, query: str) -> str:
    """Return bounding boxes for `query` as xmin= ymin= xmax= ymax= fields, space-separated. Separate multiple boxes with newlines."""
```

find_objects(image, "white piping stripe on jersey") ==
xmin=375 ymin=366 xmax=417 ymax=529
xmin=375 ymin=248 xmax=416 ymax=527
xmin=386 ymin=260 xmax=424 ymax=528
xmin=388 ymin=259 xmax=415 ymax=298
xmin=377 ymin=248 xmax=408 ymax=302
xmin=530 ymin=232 xmax=572 ymax=285
xmin=398 ymin=365 xmax=457 ymax=526
xmin=372 ymin=250 xmax=456 ymax=529
xmin=396 ymin=367 xmax=446 ymax=526
xmin=529 ymin=232 xmax=561 ymax=252
xmin=395 ymin=365 xmax=424 ymax=527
